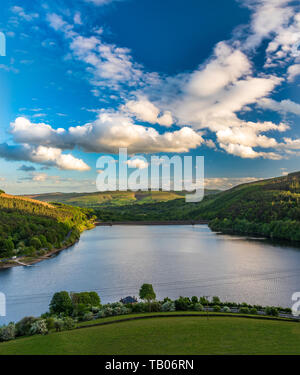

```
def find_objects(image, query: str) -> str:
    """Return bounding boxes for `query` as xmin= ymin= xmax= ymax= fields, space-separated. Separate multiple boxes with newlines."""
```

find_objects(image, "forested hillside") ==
xmin=0 ymin=192 xmax=95 ymax=259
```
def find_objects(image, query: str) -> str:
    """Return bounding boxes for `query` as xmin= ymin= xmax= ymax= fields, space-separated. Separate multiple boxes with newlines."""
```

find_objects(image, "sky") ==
xmin=0 ymin=0 xmax=299 ymax=194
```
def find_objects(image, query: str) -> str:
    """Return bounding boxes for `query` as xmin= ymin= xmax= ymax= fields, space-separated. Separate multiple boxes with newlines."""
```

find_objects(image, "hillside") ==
xmin=23 ymin=189 xmax=219 ymax=208
xmin=1 ymin=314 xmax=300 ymax=355
xmin=0 ymin=192 xmax=94 ymax=261
xmin=94 ymin=172 xmax=300 ymax=242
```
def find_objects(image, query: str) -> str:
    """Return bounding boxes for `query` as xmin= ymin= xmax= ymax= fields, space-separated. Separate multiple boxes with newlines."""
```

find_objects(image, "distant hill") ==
xmin=185 ymin=171 xmax=300 ymax=222
xmin=22 ymin=189 xmax=219 ymax=208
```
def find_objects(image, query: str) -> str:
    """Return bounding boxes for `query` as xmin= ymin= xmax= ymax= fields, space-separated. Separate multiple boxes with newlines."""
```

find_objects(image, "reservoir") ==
xmin=0 ymin=225 xmax=299 ymax=324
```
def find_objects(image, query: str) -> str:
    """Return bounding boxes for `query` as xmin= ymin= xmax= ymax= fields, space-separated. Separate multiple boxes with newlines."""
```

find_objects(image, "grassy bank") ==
xmin=1 ymin=314 xmax=300 ymax=355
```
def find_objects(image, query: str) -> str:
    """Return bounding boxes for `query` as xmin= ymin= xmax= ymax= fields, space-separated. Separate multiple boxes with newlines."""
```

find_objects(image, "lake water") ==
xmin=1 ymin=225 xmax=300 ymax=324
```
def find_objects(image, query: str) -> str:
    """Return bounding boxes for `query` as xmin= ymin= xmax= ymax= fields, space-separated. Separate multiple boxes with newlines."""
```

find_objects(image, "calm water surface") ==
xmin=1 ymin=225 xmax=300 ymax=324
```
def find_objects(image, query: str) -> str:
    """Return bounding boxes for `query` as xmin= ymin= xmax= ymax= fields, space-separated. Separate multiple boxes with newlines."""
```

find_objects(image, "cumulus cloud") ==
xmin=259 ymin=98 xmax=300 ymax=115
xmin=126 ymin=158 xmax=149 ymax=169
xmin=125 ymin=98 xmax=173 ymax=127
xmin=0 ymin=143 xmax=90 ymax=171
xmin=9 ymin=114 xmax=203 ymax=155
xmin=287 ymin=64 xmax=300 ymax=82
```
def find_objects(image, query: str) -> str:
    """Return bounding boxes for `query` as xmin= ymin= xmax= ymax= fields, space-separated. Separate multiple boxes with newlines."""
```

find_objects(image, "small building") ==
xmin=120 ymin=296 xmax=138 ymax=304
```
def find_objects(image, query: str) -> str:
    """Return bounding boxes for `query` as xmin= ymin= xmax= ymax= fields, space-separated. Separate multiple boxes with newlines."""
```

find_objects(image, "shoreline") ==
xmin=0 ymin=224 xmax=96 ymax=270
xmin=0 ymin=239 xmax=80 ymax=270
xmin=95 ymin=220 xmax=209 ymax=226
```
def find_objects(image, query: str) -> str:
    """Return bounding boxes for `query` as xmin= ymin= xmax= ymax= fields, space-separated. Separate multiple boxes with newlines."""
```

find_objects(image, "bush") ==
xmin=54 ymin=319 xmax=64 ymax=332
xmin=112 ymin=307 xmax=122 ymax=316
xmin=146 ymin=302 xmax=161 ymax=312
xmin=63 ymin=317 xmax=75 ymax=330
xmin=239 ymin=307 xmax=250 ymax=314
xmin=71 ymin=291 xmax=101 ymax=307
xmin=222 ymin=306 xmax=231 ymax=313
xmin=96 ymin=310 xmax=106 ymax=319
xmin=213 ymin=305 xmax=221 ymax=312
xmin=0 ymin=324 xmax=16 ymax=342
xmin=30 ymin=320 xmax=48 ymax=336
xmin=175 ymin=297 xmax=191 ymax=311
xmin=250 ymin=307 xmax=258 ymax=315
xmin=121 ymin=307 xmax=131 ymax=315
xmin=46 ymin=317 xmax=56 ymax=331
xmin=82 ymin=312 xmax=94 ymax=321
xmin=193 ymin=303 xmax=204 ymax=312
xmin=16 ymin=316 xmax=38 ymax=337
xmin=91 ymin=306 xmax=100 ymax=314
xmin=103 ymin=307 xmax=114 ymax=316
xmin=110 ymin=302 xmax=123 ymax=309
xmin=161 ymin=301 xmax=176 ymax=312
xmin=131 ymin=303 xmax=146 ymax=313
xmin=265 ymin=306 xmax=279 ymax=316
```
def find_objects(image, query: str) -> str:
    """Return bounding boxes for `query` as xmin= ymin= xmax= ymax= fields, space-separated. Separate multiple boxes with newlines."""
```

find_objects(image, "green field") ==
xmin=1 ymin=314 xmax=300 ymax=355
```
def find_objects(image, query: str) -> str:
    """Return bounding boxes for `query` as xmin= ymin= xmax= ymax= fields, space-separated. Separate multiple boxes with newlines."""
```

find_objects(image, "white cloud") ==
xmin=11 ymin=6 xmax=39 ymax=22
xmin=0 ymin=143 xmax=90 ymax=171
xmin=47 ymin=14 xmax=158 ymax=90
xmin=287 ymin=64 xmax=300 ymax=82
xmin=242 ymin=0 xmax=294 ymax=50
xmin=126 ymin=158 xmax=149 ymax=169
xmin=125 ymin=98 xmax=173 ymax=127
xmin=9 ymin=114 xmax=204 ymax=154
xmin=74 ymin=12 xmax=82 ymax=25
xmin=84 ymin=0 xmax=121 ymax=5
xmin=205 ymin=176 xmax=264 ymax=190
xmin=41 ymin=1 xmax=300 ymax=162
xmin=259 ymin=98 xmax=300 ymax=115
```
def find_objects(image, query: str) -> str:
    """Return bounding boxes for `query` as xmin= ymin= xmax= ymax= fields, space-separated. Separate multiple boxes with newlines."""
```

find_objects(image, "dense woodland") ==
xmin=0 ymin=193 xmax=95 ymax=259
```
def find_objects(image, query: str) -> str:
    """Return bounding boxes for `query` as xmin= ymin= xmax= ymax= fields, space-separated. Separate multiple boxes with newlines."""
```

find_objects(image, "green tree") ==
xmin=49 ymin=291 xmax=73 ymax=315
xmin=139 ymin=284 xmax=156 ymax=311
xmin=30 ymin=237 xmax=42 ymax=250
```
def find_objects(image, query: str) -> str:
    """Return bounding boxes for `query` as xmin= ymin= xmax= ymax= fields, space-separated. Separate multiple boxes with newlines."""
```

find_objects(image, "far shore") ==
xmin=95 ymin=220 xmax=209 ymax=226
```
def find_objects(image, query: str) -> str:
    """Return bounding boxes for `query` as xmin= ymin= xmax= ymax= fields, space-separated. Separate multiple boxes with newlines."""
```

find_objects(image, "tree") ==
xmin=30 ymin=237 xmax=42 ymax=250
xmin=49 ymin=291 xmax=73 ymax=315
xmin=139 ymin=284 xmax=156 ymax=311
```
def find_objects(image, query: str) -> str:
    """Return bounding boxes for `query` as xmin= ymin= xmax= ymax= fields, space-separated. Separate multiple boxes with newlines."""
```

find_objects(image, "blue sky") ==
xmin=0 ymin=0 xmax=299 ymax=194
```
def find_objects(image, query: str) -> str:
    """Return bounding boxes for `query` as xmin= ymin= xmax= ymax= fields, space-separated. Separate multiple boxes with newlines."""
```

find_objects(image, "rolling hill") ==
xmin=1 ymin=314 xmax=300 ymax=355
xmin=23 ymin=189 xmax=219 ymax=208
